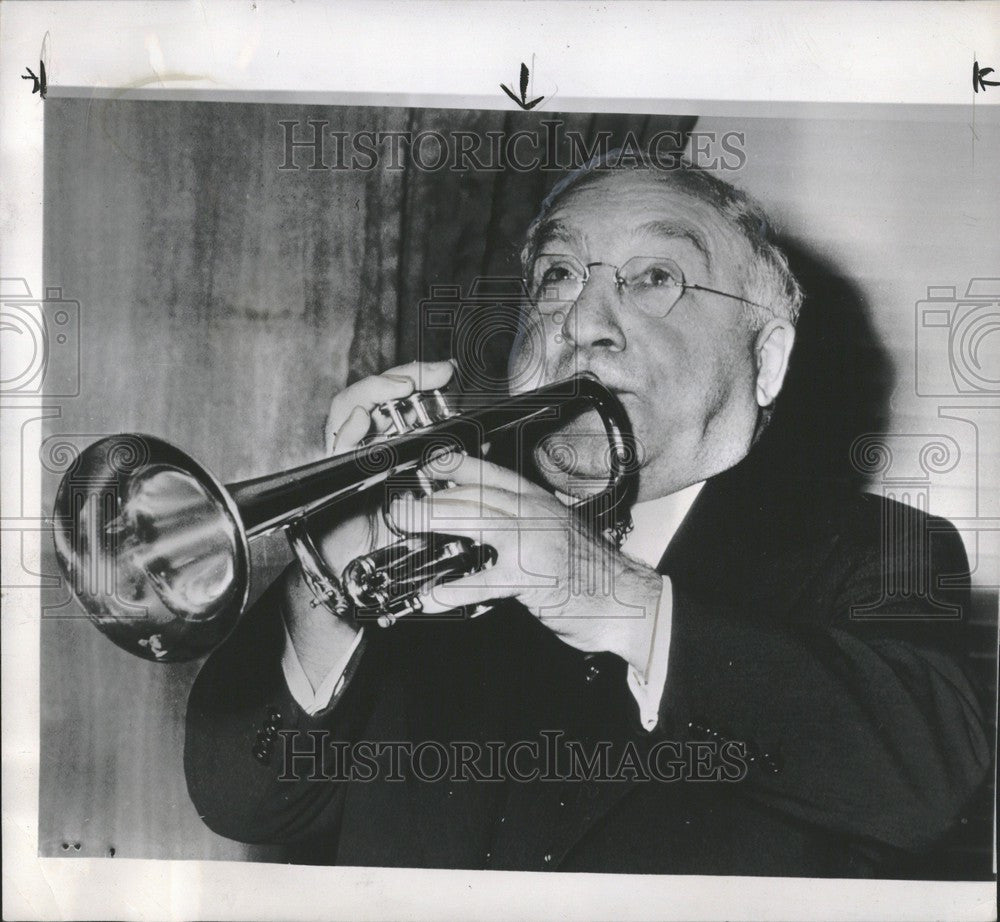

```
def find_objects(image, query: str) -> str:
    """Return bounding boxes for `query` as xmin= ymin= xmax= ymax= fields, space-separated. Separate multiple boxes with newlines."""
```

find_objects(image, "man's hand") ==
xmin=402 ymin=453 xmax=664 ymax=675
xmin=284 ymin=359 xmax=458 ymax=688
xmin=313 ymin=358 xmax=457 ymax=572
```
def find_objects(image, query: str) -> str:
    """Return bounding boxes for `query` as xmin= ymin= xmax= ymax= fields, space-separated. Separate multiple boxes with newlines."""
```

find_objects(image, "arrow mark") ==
xmin=501 ymin=62 xmax=544 ymax=111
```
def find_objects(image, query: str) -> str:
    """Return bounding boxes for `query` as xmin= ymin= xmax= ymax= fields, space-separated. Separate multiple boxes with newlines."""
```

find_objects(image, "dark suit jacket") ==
xmin=184 ymin=448 xmax=992 ymax=876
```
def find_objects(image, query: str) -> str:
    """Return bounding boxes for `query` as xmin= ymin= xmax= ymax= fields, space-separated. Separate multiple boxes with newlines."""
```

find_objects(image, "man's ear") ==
xmin=754 ymin=319 xmax=795 ymax=408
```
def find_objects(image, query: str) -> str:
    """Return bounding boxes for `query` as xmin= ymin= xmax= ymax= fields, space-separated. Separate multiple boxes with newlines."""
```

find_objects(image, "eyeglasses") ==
xmin=524 ymin=253 xmax=766 ymax=319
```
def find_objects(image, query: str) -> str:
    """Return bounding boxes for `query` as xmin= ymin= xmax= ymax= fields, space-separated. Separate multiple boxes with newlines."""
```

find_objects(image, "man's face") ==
xmin=510 ymin=171 xmax=765 ymax=502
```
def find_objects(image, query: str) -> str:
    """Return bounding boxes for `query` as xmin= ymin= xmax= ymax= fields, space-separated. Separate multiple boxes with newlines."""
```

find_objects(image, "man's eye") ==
xmin=643 ymin=265 xmax=680 ymax=287
xmin=541 ymin=265 xmax=574 ymax=284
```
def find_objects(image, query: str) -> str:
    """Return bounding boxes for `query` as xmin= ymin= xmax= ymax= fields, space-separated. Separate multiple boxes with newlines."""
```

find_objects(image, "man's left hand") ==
xmin=400 ymin=453 xmax=664 ymax=675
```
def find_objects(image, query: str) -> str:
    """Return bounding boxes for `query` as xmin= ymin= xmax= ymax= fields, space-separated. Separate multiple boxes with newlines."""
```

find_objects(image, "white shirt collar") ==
xmin=622 ymin=481 xmax=705 ymax=569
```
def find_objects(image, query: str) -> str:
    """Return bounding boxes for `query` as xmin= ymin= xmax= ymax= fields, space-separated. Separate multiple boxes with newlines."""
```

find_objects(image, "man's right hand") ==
xmin=314 ymin=358 xmax=457 ymax=571
xmin=282 ymin=359 xmax=457 ymax=688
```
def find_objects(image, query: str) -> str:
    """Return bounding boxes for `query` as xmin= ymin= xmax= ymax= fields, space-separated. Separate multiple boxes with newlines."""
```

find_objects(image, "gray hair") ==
xmin=520 ymin=151 xmax=804 ymax=331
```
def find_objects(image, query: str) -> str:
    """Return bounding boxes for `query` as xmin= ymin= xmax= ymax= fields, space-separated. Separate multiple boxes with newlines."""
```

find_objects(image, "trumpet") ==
xmin=52 ymin=373 xmax=637 ymax=662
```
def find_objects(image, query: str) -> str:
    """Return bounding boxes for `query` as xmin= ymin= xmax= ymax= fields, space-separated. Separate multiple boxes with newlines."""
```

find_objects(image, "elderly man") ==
xmin=185 ymin=159 xmax=989 ymax=876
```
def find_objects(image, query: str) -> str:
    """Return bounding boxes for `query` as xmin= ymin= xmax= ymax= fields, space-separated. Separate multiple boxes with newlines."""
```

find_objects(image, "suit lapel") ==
xmin=658 ymin=447 xmax=848 ymax=611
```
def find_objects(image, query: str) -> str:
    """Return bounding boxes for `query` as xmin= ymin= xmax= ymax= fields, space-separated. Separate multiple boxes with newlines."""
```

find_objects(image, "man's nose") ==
xmin=560 ymin=267 xmax=627 ymax=354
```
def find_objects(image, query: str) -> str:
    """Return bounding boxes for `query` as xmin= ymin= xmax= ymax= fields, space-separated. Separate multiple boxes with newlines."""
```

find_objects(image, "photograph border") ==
xmin=2 ymin=3 xmax=998 ymax=920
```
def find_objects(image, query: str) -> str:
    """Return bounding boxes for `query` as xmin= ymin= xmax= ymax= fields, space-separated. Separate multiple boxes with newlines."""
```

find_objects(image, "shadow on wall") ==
xmin=755 ymin=239 xmax=996 ymax=882
xmin=758 ymin=238 xmax=894 ymax=489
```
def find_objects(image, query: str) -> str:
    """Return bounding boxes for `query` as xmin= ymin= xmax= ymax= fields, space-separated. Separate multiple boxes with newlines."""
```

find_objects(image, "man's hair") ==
xmin=520 ymin=151 xmax=804 ymax=331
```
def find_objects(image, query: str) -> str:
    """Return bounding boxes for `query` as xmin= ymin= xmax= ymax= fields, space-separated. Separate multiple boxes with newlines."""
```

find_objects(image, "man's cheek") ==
xmin=507 ymin=343 xmax=542 ymax=393
xmin=507 ymin=316 xmax=569 ymax=392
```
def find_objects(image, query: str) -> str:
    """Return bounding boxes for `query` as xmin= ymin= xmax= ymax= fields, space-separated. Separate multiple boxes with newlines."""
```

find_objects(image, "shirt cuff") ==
xmin=281 ymin=619 xmax=366 ymax=716
xmin=625 ymin=575 xmax=673 ymax=732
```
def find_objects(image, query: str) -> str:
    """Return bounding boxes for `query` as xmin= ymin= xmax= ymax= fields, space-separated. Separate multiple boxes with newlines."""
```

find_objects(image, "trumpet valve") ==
xmin=374 ymin=389 xmax=456 ymax=437
xmin=379 ymin=399 xmax=407 ymax=434
xmin=430 ymin=389 xmax=456 ymax=420
xmin=408 ymin=393 xmax=434 ymax=427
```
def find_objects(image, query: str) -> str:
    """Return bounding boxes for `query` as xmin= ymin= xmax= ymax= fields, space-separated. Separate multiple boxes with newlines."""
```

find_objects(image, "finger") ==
xmin=404 ymin=492 xmax=521 ymax=534
xmin=325 ymin=360 xmax=455 ymax=449
xmin=393 ymin=498 xmax=509 ymax=539
xmin=417 ymin=485 xmax=572 ymax=530
xmin=417 ymin=569 xmax=516 ymax=614
xmin=326 ymin=405 xmax=372 ymax=455
xmin=380 ymin=358 xmax=456 ymax=392
xmin=393 ymin=489 xmax=570 ymax=545
xmin=386 ymin=486 xmax=510 ymax=528
xmin=423 ymin=452 xmax=548 ymax=499
xmin=325 ymin=377 xmax=412 ymax=444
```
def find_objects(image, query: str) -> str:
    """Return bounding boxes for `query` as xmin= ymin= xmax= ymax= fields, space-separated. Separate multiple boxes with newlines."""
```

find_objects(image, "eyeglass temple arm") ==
xmin=683 ymin=283 xmax=767 ymax=311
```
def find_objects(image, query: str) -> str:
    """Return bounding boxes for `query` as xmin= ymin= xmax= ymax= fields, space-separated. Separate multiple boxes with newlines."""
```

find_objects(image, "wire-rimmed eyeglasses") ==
xmin=524 ymin=254 xmax=767 ymax=319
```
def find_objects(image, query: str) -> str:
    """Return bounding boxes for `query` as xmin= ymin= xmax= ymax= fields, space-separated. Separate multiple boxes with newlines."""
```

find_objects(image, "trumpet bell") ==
xmin=52 ymin=435 xmax=250 ymax=662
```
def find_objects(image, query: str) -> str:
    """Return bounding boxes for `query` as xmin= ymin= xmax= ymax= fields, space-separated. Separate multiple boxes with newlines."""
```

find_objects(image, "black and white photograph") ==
xmin=2 ymin=3 xmax=998 ymax=920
